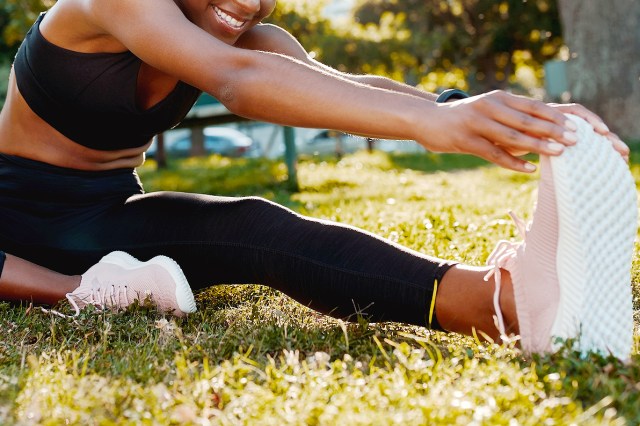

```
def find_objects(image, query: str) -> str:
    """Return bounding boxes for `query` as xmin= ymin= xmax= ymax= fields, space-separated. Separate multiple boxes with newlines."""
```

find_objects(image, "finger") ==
xmin=465 ymin=137 xmax=537 ymax=173
xmin=476 ymin=119 xmax=568 ymax=156
xmin=487 ymin=104 xmax=577 ymax=146
xmin=607 ymin=133 xmax=630 ymax=157
xmin=556 ymin=106 xmax=629 ymax=157
xmin=554 ymin=103 xmax=610 ymax=134
xmin=501 ymin=94 xmax=574 ymax=132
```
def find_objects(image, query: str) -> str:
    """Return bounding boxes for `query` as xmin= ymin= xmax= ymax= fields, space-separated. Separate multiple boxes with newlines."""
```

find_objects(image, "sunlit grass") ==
xmin=1 ymin=149 xmax=639 ymax=425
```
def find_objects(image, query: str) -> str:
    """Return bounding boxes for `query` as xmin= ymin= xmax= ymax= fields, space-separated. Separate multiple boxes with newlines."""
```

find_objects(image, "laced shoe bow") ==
xmin=483 ymin=212 xmax=527 ymax=341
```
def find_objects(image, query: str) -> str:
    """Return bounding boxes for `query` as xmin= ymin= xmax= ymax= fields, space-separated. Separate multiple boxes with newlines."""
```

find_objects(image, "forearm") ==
xmin=345 ymin=74 xmax=439 ymax=102
xmin=304 ymin=54 xmax=440 ymax=102
xmin=217 ymin=51 xmax=433 ymax=141
xmin=307 ymin=56 xmax=439 ymax=102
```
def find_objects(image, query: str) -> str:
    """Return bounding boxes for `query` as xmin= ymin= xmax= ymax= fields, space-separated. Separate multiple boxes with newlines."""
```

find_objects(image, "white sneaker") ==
xmin=486 ymin=114 xmax=637 ymax=361
xmin=67 ymin=251 xmax=197 ymax=317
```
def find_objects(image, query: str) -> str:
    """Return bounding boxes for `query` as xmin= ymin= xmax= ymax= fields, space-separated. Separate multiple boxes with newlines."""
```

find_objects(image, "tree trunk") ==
xmin=558 ymin=0 xmax=640 ymax=140
xmin=190 ymin=126 xmax=206 ymax=157
xmin=155 ymin=133 xmax=167 ymax=169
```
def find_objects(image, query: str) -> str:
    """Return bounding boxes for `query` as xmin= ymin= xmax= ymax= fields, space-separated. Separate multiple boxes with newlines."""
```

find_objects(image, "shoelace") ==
xmin=66 ymin=280 xmax=135 ymax=316
xmin=483 ymin=211 xmax=527 ymax=339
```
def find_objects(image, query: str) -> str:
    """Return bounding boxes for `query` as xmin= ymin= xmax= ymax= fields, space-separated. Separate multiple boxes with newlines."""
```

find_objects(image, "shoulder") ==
xmin=32 ymin=0 xmax=129 ymax=52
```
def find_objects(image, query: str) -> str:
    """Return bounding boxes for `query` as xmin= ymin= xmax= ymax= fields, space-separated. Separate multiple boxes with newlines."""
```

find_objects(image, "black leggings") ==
xmin=0 ymin=154 xmax=455 ymax=329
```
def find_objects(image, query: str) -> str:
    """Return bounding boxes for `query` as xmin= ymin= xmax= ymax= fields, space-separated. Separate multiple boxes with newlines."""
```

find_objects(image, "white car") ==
xmin=148 ymin=127 xmax=258 ymax=158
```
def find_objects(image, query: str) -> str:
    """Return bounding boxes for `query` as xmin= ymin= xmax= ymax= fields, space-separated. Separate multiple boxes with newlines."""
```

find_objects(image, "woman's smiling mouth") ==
xmin=212 ymin=6 xmax=248 ymax=30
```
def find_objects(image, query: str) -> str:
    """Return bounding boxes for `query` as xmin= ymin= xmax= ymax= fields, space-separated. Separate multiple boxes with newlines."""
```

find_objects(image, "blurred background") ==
xmin=1 ymin=0 xmax=638 ymax=162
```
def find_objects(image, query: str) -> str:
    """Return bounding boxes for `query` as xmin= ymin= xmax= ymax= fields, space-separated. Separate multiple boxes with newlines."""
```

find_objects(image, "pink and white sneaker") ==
xmin=67 ymin=251 xmax=197 ymax=317
xmin=485 ymin=114 xmax=637 ymax=360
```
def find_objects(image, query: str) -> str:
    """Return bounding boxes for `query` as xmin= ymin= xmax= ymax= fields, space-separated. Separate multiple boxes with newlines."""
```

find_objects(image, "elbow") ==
xmin=206 ymin=53 xmax=262 ymax=119
xmin=215 ymin=82 xmax=240 ymax=112
xmin=214 ymin=81 xmax=255 ymax=120
xmin=208 ymin=78 xmax=246 ymax=118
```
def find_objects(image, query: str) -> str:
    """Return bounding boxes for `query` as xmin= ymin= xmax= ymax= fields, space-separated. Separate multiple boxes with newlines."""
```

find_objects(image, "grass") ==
xmin=1 ymin=149 xmax=640 ymax=425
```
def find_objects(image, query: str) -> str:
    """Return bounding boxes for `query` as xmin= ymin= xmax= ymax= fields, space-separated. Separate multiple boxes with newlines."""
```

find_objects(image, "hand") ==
xmin=420 ymin=90 xmax=580 ymax=173
xmin=547 ymin=103 xmax=630 ymax=163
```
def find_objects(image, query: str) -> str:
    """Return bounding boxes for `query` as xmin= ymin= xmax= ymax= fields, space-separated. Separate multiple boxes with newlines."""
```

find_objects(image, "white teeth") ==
xmin=213 ymin=6 xmax=246 ymax=29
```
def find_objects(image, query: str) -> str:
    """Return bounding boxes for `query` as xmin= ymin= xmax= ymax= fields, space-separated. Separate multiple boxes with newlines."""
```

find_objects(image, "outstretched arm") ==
xmin=236 ymin=23 xmax=440 ymax=102
xmin=89 ymin=0 xmax=623 ymax=172
xmin=237 ymin=23 xmax=629 ymax=161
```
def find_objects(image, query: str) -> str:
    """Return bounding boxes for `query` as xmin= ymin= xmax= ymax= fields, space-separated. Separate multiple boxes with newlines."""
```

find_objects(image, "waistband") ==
xmin=0 ymin=154 xmax=144 ymax=201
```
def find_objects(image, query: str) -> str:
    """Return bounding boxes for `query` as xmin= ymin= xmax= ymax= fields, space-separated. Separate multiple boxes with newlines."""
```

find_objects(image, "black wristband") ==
xmin=435 ymin=88 xmax=470 ymax=103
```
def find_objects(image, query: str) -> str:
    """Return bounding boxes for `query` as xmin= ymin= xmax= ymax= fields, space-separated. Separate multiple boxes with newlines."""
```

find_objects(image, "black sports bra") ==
xmin=13 ymin=12 xmax=202 ymax=151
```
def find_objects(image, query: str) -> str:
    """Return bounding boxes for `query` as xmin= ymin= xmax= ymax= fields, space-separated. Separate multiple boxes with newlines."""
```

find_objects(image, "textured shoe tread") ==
xmin=550 ymin=114 xmax=637 ymax=359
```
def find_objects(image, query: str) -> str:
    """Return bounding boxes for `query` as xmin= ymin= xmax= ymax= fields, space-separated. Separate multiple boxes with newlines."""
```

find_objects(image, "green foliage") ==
xmin=0 ymin=0 xmax=53 ymax=108
xmin=267 ymin=0 xmax=564 ymax=94
xmin=140 ymin=155 xmax=297 ymax=207
xmin=265 ymin=0 xmax=334 ymax=58
xmin=1 ymin=150 xmax=639 ymax=424
xmin=0 ymin=0 xmax=51 ymax=107
xmin=354 ymin=0 xmax=564 ymax=93
xmin=1 ymin=0 xmax=50 ymax=48
xmin=0 ymin=59 xmax=9 ymax=109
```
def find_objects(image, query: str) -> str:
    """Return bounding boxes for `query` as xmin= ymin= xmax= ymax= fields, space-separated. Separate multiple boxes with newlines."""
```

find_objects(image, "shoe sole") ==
xmin=100 ymin=251 xmax=197 ymax=315
xmin=549 ymin=114 xmax=637 ymax=360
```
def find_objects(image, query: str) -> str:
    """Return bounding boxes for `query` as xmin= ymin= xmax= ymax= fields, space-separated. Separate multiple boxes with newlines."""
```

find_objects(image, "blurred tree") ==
xmin=266 ymin=0 xmax=417 ymax=84
xmin=265 ymin=1 xmax=334 ymax=59
xmin=2 ymin=0 xmax=50 ymax=49
xmin=0 ymin=0 xmax=52 ymax=106
xmin=0 ymin=8 xmax=13 ymax=60
xmin=0 ymin=8 xmax=12 ymax=105
xmin=354 ymin=0 xmax=563 ymax=94
xmin=558 ymin=0 xmax=640 ymax=139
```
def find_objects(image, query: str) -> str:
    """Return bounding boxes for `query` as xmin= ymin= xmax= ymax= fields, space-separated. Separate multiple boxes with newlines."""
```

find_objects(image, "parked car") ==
xmin=147 ymin=127 xmax=258 ymax=158
xmin=298 ymin=130 xmax=362 ymax=156
xmin=299 ymin=130 xmax=425 ymax=156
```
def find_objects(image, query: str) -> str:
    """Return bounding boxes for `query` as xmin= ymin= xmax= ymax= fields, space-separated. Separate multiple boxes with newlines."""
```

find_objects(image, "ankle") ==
xmin=496 ymin=269 xmax=519 ymax=337
xmin=435 ymin=265 xmax=514 ymax=341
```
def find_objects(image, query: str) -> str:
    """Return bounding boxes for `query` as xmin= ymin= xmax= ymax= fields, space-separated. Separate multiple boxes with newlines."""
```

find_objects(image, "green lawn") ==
xmin=1 ymin=149 xmax=639 ymax=425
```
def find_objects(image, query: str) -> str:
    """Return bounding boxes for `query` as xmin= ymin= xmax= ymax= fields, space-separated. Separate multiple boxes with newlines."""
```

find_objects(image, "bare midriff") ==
xmin=0 ymin=70 xmax=151 ymax=171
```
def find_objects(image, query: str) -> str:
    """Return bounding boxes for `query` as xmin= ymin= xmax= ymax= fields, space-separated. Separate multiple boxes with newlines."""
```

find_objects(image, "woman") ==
xmin=0 ymin=0 xmax=635 ymax=359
